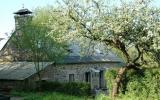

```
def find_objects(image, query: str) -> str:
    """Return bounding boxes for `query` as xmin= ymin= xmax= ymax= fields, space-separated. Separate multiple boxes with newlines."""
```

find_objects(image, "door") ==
xmin=85 ymin=72 xmax=91 ymax=83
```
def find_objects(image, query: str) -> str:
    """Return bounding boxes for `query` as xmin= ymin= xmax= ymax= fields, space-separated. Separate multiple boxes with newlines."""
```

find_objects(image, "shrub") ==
xmin=40 ymin=81 xmax=91 ymax=96
xmin=40 ymin=81 xmax=62 ymax=91
xmin=104 ymin=68 xmax=160 ymax=99
xmin=105 ymin=68 xmax=117 ymax=95
xmin=63 ymin=82 xmax=91 ymax=96
xmin=124 ymin=68 xmax=160 ymax=99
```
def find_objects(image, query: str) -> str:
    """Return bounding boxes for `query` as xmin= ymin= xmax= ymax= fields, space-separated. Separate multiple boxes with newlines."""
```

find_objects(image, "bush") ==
xmin=63 ymin=82 xmax=91 ymax=96
xmin=40 ymin=81 xmax=91 ymax=96
xmin=124 ymin=68 xmax=160 ymax=99
xmin=104 ymin=68 xmax=160 ymax=100
xmin=105 ymin=68 xmax=117 ymax=95
xmin=40 ymin=81 xmax=62 ymax=91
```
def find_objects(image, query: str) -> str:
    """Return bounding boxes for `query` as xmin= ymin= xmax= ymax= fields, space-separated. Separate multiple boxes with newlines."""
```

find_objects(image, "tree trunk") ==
xmin=36 ymin=61 xmax=42 ymax=91
xmin=37 ymin=71 xmax=42 ymax=91
xmin=112 ymin=67 xmax=128 ymax=100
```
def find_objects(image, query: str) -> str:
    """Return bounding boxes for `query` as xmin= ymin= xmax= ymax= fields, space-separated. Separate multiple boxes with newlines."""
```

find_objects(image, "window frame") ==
xmin=69 ymin=74 xmax=75 ymax=82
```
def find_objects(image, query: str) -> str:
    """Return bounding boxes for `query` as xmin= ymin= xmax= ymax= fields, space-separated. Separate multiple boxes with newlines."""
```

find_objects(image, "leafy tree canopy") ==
xmin=44 ymin=0 xmax=160 ymax=97
xmin=13 ymin=7 xmax=68 ymax=62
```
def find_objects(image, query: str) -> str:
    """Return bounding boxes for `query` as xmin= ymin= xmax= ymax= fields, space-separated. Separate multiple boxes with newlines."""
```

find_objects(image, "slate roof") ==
xmin=58 ymin=55 xmax=122 ymax=64
xmin=0 ymin=62 xmax=52 ymax=80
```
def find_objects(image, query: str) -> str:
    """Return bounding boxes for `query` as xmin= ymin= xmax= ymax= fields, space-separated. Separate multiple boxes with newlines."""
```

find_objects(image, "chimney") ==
xmin=14 ymin=8 xmax=33 ymax=36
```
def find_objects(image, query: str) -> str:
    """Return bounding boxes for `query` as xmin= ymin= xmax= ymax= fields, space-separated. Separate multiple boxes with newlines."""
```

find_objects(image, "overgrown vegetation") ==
xmin=99 ymin=68 xmax=160 ymax=100
xmin=11 ymin=82 xmax=91 ymax=100
xmin=15 ymin=81 xmax=90 ymax=96
xmin=11 ymin=91 xmax=92 ymax=100
xmin=39 ymin=81 xmax=91 ymax=96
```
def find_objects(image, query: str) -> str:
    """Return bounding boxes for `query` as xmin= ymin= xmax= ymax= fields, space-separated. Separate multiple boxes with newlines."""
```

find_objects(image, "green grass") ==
xmin=11 ymin=91 xmax=93 ymax=100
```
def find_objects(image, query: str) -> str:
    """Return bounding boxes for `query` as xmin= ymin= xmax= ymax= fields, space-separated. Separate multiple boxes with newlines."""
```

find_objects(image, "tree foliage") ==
xmin=13 ymin=8 xmax=68 ymax=83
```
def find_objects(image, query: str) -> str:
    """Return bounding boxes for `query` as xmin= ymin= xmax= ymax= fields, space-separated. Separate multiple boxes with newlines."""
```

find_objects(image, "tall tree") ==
xmin=12 ymin=8 xmax=68 ymax=87
xmin=47 ymin=0 xmax=160 ymax=99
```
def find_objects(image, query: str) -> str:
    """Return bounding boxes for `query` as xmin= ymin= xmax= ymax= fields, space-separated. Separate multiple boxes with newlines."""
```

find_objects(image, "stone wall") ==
xmin=0 ymin=62 xmax=120 ymax=90
xmin=36 ymin=62 xmax=119 ymax=89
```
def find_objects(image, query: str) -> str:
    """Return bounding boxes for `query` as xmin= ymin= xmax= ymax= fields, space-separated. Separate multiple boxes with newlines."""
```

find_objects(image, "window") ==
xmin=69 ymin=74 xmax=74 ymax=82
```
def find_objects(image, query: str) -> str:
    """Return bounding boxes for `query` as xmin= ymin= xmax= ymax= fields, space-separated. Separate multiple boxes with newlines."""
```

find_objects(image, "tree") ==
xmin=12 ymin=8 xmax=68 ymax=88
xmin=46 ymin=0 xmax=160 ymax=99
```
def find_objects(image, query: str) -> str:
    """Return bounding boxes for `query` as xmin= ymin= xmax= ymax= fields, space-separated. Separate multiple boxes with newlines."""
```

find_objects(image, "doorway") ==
xmin=85 ymin=72 xmax=91 ymax=83
xmin=99 ymin=70 xmax=104 ymax=88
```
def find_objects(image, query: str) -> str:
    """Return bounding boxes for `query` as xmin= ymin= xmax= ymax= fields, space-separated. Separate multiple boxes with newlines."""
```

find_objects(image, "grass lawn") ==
xmin=11 ymin=91 xmax=93 ymax=100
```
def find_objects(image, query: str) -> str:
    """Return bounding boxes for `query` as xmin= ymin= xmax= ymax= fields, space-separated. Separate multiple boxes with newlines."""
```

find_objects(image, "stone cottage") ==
xmin=0 ymin=8 xmax=123 ymax=90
